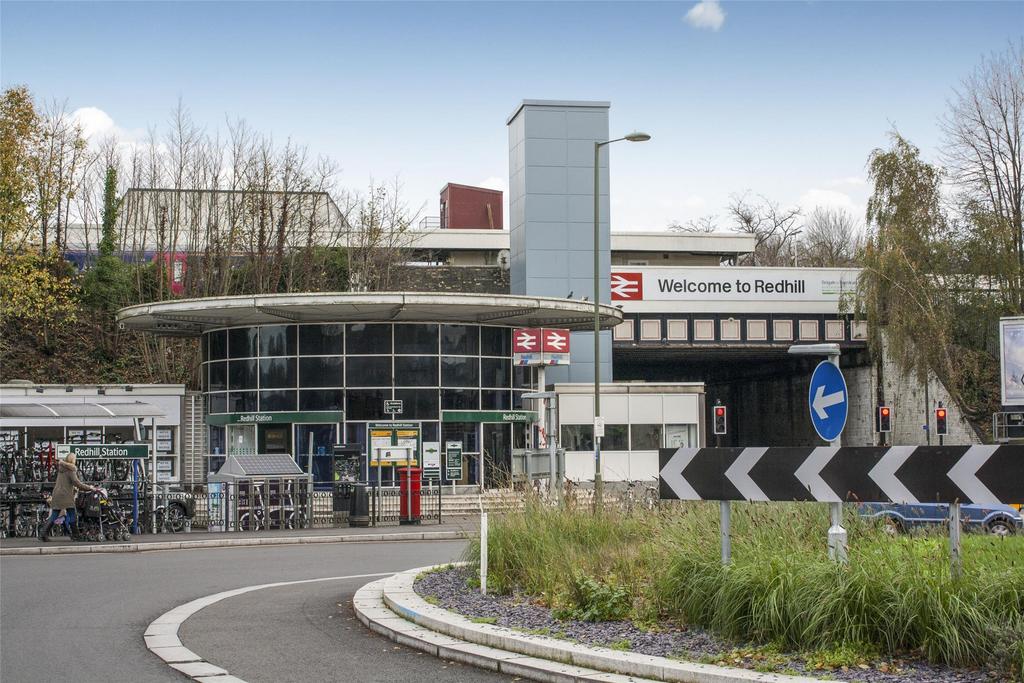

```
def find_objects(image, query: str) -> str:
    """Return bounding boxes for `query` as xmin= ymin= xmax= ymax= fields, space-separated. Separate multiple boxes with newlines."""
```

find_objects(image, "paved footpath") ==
xmin=1 ymin=539 xmax=509 ymax=683
xmin=0 ymin=517 xmax=479 ymax=552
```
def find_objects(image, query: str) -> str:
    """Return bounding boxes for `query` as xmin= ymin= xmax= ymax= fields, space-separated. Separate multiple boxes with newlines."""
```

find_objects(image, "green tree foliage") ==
xmin=858 ymin=133 xmax=1011 ymax=421
xmin=81 ymin=166 xmax=130 ymax=314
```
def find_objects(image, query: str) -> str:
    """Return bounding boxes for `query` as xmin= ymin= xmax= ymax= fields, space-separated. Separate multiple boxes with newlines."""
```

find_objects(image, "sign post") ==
xmin=445 ymin=441 xmax=463 ymax=495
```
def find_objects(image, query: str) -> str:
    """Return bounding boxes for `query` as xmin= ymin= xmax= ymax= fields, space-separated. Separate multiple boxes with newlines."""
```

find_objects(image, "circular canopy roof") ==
xmin=117 ymin=292 xmax=623 ymax=336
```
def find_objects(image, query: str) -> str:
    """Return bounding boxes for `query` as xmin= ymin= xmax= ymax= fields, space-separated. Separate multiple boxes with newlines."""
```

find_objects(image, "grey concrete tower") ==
xmin=507 ymin=100 xmax=612 ymax=384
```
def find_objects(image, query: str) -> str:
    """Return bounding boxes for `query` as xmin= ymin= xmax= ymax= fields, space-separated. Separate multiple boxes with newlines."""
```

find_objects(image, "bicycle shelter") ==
xmin=207 ymin=454 xmax=312 ymax=531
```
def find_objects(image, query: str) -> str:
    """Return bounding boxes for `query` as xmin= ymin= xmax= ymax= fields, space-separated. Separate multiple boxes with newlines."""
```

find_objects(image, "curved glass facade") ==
xmin=202 ymin=323 xmax=530 ymax=482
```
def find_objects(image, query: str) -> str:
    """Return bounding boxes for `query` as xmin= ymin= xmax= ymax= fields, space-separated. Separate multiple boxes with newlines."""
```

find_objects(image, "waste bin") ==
xmin=399 ymin=467 xmax=422 ymax=525
xmin=349 ymin=483 xmax=370 ymax=527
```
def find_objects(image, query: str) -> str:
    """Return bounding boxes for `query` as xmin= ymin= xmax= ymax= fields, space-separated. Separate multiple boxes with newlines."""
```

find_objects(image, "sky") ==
xmin=2 ymin=1 xmax=1021 ymax=231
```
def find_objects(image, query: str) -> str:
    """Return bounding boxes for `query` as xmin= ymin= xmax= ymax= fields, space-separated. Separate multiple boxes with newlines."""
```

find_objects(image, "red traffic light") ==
xmin=715 ymin=407 xmax=725 ymax=417
xmin=936 ymin=408 xmax=946 ymax=418
xmin=880 ymin=407 xmax=890 ymax=417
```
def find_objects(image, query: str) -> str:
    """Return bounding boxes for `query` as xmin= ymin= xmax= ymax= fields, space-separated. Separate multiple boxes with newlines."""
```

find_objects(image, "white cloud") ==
xmin=826 ymin=176 xmax=866 ymax=188
xmin=71 ymin=107 xmax=116 ymax=139
xmin=798 ymin=188 xmax=858 ymax=215
xmin=684 ymin=0 xmax=725 ymax=31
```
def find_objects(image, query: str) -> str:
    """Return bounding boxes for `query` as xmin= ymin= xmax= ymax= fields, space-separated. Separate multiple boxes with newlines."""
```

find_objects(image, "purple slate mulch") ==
xmin=414 ymin=567 xmax=1009 ymax=683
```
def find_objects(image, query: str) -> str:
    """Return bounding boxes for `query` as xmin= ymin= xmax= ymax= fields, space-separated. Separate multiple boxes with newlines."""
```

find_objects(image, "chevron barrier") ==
xmin=658 ymin=445 xmax=1024 ymax=505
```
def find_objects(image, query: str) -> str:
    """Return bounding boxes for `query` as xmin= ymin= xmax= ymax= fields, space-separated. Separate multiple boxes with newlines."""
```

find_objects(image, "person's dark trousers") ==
xmin=39 ymin=508 xmax=77 ymax=542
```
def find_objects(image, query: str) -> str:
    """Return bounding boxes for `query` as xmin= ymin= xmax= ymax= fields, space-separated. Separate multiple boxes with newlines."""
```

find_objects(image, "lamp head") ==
xmin=625 ymin=132 xmax=651 ymax=142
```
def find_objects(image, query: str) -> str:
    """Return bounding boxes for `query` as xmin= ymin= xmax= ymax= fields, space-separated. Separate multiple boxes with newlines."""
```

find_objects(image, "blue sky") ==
xmin=3 ymin=1 xmax=1021 ymax=230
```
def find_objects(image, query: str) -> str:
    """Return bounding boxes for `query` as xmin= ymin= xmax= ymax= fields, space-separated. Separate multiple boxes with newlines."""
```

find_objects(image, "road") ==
xmin=0 ymin=540 xmax=512 ymax=683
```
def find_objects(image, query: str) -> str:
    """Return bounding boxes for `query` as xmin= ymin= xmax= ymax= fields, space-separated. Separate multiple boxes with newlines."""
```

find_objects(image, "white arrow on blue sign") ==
xmin=808 ymin=360 xmax=848 ymax=443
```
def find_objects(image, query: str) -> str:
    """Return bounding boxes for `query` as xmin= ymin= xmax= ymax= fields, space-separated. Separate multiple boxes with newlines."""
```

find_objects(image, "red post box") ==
xmin=399 ymin=466 xmax=422 ymax=524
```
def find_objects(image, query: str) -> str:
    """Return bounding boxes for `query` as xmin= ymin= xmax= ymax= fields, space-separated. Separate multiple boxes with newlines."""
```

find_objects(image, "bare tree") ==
xmin=668 ymin=214 xmax=720 ymax=233
xmin=727 ymin=193 xmax=802 ymax=266
xmin=344 ymin=178 xmax=420 ymax=291
xmin=942 ymin=41 xmax=1024 ymax=308
xmin=799 ymin=206 xmax=863 ymax=267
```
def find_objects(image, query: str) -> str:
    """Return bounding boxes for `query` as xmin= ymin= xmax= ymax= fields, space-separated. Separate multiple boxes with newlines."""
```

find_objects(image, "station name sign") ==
xmin=57 ymin=443 xmax=149 ymax=459
xmin=610 ymin=268 xmax=859 ymax=303
xmin=206 ymin=411 xmax=343 ymax=426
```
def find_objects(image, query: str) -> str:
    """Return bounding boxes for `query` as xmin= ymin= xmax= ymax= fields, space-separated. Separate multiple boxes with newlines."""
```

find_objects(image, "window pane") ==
xmin=421 ymin=422 xmax=439 ymax=443
xmin=227 ymin=391 xmax=257 ymax=413
xmin=442 ymin=389 xmax=478 ymax=410
xmin=260 ymin=357 xmax=296 ymax=388
xmin=441 ymin=324 xmax=478 ymax=356
xmin=442 ymin=422 xmax=479 ymax=453
xmin=208 ymin=392 xmax=227 ymax=414
xmin=347 ymin=324 xmax=392 ymax=355
xmin=441 ymin=356 xmax=478 ymax=387
xmin=260 ymin=390 xmax=296 ymax=412
xmin=512 ymin=391 xmax=526 ymax=410
xmin=480 ymin=326 xmax=510 ymax=357
xmin=394 ymin=389 xmax=439 ymax=420
xmin=344 ymin=423 xmax=367 ymax=450
xmin=481 ymin=358 xmax=510 ymax=387
xmin=208 ymin=362 xmax=227 ymax=391
xmin=299 ymin=357 xmax=343 ymax=387
xmin=208 ymin=330 xmax=227 ymax=360
xmin=665 ymin=424 xmax=697 ymax=448
xmin=481 ymin=390 xmax=510 ymax=410
xmin=229 ymin=359 xmax=257 ymax=390
xmin=346 ymin=356 xmax=391 ymax=386
xmin=300 ymin=324 xmax=343 ymax=355
xmin=630 ymin=424 xmax=663 ymax=450
xmin=299 ymin=389 xmax=344 ymax=412
xmin=561 ymin=425 xmax=594 ymax=451
xmin=513 ymin=366 xmax=531 ymax=389
xmin=228 ymin=327 xmax=258 ymax=358
xmin=259 ymin=325 xmax=296 ymax=357
xmin=394 ymin=356 xmax=438 ymax=387
xmin=346 ymin=389 xmax=389 ymax=420
xmin=604 ymin=424 xmax=629 ymax=451
xmin=394 ymin=324 xmax=439 ymax=355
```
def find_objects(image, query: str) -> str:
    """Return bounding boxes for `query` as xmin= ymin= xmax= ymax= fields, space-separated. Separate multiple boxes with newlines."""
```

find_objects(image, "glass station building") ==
xmin=117 ymin=292 xmax=621 ymax=485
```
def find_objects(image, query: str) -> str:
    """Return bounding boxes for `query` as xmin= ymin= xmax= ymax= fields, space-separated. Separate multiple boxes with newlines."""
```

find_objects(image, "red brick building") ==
xmin=440 ymin=183 xmax=503 ymax=230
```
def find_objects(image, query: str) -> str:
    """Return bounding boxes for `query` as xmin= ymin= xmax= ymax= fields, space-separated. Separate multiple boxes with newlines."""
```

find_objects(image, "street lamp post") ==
xmin=593 ymin=131 xmax=650 ymax=509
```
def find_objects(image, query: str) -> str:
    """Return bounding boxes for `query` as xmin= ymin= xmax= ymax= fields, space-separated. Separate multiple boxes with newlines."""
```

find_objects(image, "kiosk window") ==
xmin=561 ymin=425 xmax=593 ymax=452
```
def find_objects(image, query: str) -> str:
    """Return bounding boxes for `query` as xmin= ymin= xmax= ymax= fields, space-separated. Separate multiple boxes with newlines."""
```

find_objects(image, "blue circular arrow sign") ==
xmin=808 ymin=360 xmax=848 ymax=443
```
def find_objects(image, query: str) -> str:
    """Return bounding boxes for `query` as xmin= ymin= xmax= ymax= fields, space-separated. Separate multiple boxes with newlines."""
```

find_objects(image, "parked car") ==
xmin=858 ymin=502 xmax=1021 ymax=536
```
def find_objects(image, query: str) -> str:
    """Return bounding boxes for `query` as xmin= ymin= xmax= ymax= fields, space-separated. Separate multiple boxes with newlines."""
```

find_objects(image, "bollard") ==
xmin=720 ymin=500 xmax=731 ymax=565
xmin=949 ymin=502 xmax=962 ymax=579
xmin=827 ymin=502 xmax=848 ymax=564
xmin=480 ymin=510 xmax=488 ymax=595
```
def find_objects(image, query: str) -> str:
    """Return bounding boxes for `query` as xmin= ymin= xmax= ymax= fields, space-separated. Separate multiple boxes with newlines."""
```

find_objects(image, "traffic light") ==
xmin=713 ymin=405 xmax=727 ymax=435
xmin=878 ymin=405 xmax=892 ymax=433
xmin=935 ymin=406 xmax=948 ymax=436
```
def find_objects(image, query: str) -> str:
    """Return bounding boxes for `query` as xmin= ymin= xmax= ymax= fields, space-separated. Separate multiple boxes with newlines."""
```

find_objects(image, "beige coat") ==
xmin=51 ymin=460 xmax=92 ymax=510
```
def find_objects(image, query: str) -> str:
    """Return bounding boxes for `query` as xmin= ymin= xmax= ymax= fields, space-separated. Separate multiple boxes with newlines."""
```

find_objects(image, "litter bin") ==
xmin=349 ymin=483 xmax=370 ymax=527
xmin=399 ymin=467 xmax=422 ymax=525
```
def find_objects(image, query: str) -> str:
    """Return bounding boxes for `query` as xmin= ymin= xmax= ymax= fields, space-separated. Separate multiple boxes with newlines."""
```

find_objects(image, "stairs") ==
xmin=438 ymin=487 xmax=599 ymax=516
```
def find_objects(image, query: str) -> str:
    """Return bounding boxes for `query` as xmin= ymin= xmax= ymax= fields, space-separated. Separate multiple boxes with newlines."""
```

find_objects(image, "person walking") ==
xmin=39 ymin=453 xmax=97 ymax=542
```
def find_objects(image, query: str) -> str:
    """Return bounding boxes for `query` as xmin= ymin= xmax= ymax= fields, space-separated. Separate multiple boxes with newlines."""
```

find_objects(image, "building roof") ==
xmin=0 ymin=401 xmax=166 ymax=419
xmin=117 ymin=292 xmax=624 ymax=336
xmin=506 ymin=99 xmax=611 ymax=125
xmin=406 ymin=228 xmax=755 ymax=256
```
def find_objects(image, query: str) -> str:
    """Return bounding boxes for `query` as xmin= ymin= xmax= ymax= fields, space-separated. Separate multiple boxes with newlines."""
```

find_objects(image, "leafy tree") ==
xmin=81 ymin=166 xmax=130 ymax=314
xmin=0 ymin=86 xmax=41 ymax=251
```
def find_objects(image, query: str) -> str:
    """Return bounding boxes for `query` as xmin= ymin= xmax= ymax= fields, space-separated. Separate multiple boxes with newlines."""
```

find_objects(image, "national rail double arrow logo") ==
xmin=658 ymin=445 xmax=1024 ymax=505
xmin=610 ymin=273 xmax=643 ymax=300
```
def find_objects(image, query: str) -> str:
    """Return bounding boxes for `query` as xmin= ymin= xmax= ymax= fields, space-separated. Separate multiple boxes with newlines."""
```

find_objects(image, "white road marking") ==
xmin=144 ymin=572 xmax=392 ymax=682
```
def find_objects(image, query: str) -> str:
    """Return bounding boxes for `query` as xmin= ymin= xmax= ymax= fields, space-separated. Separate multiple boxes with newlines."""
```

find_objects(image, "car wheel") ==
xmin=986 ymin=519 xmax=1015 ymax=537
xmin=165 ymin=503 xmax=187 ymax=533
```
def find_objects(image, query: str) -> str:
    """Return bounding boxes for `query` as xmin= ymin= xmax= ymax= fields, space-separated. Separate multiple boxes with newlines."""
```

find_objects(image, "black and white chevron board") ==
xmin=658 ymin=445 xmax=1024 ymax=505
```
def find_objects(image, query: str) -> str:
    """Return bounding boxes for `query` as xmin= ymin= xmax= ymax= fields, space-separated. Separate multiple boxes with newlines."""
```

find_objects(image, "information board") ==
xmin=368 ymin=423 xmax=420 ymax=467
xmin=445 ymin=440 xmax=463 ymax=481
